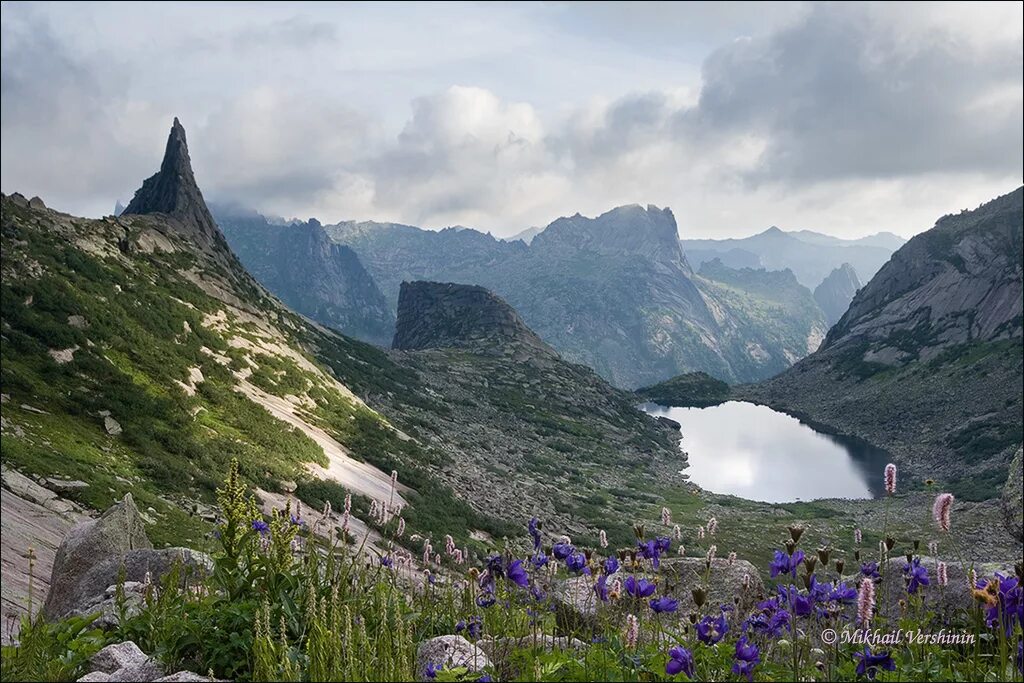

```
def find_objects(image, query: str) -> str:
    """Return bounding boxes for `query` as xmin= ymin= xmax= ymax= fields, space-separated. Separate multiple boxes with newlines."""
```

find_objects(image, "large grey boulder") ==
xmin=44 ymin=494 xmax=150 ymax=620
xmin=155 ymin=673 xmax=216 ymax=682
xmin=43 ymin=494 xmax=212 ymax=624
xmin=415 ymin=635 xmax=492 ymax=682
xmin=89 ymin=641 xmax=150 ymax=674
xmin=553 ymin=557 xmax=765 ymax=632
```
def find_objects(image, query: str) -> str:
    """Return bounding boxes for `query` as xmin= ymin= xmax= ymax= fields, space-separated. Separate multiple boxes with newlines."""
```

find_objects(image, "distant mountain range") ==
xmin=681 ymin=226 xmax=904 ymax=290
xmin=319 ymin=205 xmax=830 ymax=387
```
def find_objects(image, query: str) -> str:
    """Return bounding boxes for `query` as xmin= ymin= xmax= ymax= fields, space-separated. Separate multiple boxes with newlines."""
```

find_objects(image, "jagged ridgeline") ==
xmin=0 ymin=119 xmax=682 ymax=564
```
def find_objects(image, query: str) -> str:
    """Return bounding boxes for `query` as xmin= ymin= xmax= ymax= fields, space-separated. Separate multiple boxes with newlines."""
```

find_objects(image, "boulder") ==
xmin=415 ymin=635 xmax=492 ymax=682
xmin=876 ymin=557 xmax=1017 ymax=621
xmin=89 ymin=641 xmax=149 ymax=674
xmin=43 ymin=494 xmax=150 ymax=620
xmin=108 ymin=662 xmax=165 ymax=682
xmin=155 ymin=673 xmax=215 ymax=682
xmin=104 ymin=416 xmax=123 ymax=436
xmin=77 ymin=673 xmax=111 ymax=682
xmin=553 ymin=557 xmax=765 ymax=633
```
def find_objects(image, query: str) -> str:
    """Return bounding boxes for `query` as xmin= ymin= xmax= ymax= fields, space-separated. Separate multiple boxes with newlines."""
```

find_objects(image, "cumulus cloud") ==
xmin=1 ymin=2 xmax=1021 ymax=237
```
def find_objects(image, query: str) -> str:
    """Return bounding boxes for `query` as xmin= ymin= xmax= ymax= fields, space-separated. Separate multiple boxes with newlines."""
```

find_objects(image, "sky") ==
xmin=1 ymin=1 xmax=1022 ymax=239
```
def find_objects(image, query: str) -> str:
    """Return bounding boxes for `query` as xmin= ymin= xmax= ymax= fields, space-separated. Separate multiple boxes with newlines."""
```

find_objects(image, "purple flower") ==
xmin=506 ymin=559 xmax=529 ymax=588
xmin=476 ymin=591 xmax=496 ymax=608
xmin=379 ymin=555 xmax=393 ymax=568
xmin=603 ymin=556 xmax=620 ymax=575
xmin=779 ymin=585 xmax=814 ymax=617
xmin=476 ymin=676 xmax=493 ymax=683
xmin=744 ymin=597 xmax=791 ymax=638
xmin=696 ymin=610 xmax=729 ymax=644
xmin=770 ymin=549 xmax=805 ymax=578
xmin=830 ymin=581 xmax=858 ymax=604
xmin=854 ymin=647 xmax=896 ymax=680
xmin=289 ymin=514 xmax=305 ymax=527
xmin=732 ymin=636 xmax=760 ymax=681
xmin=649 ymin=596 xmax=679 ymax=613
xmin=861 ymin=561 xmax=881 ymax=580
xmin=424 ymin=662 xmax=443 ymax=679
xmin=665 ymin=645 xmax=694 ymax=678
xmin=455 ymin=615 xmax=483 ymax=639
xmin=552 ymin=542 xmax=574 ymax=560
xmin=486 ymin=555 xmax=505 ymax=580
xmin=624 ymin=575 xmax=656 ymax=598
xmin=565 ymin=552 xmax=588 ymax=574
xmin=251 ymin=519 xmax=270 ymax=536
xmin=594 ymin=574 xmax=609 ymax=602
xmin=654 ymin=536 xmax=672 ymax=553
xmin=902 ymin=557 xmax=930 ymax=594
xmin=982 ymin=573 xmax=1022 ymax=636
xmin=528 ymin=517 xmax=542 ymax=551
xmin=530 ymin=552 xmax=548 ymax=568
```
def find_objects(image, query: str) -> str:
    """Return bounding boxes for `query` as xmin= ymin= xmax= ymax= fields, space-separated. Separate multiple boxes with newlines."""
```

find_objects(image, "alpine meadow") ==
xmin=1 ymin=2 xmax=1022 ymax=683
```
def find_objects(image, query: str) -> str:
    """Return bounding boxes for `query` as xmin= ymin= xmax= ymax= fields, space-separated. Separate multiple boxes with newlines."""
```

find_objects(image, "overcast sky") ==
xmin=2 ymin=1 xmax=1021 ymax=238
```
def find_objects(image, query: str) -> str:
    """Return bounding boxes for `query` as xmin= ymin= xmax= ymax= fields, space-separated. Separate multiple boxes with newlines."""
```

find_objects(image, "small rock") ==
xmin=415 ymin=635 xmax=492 ymax=682
xmin=68 ymin=315 xmax=90 ymax=329
xmin=108 ymin=661 xmax=164 ymax=682
xmin=155 ymin=672 xmax=216 ymax=682
xmin=104 ymin=416 xmax=123 ymax=436
xmin=42 ymin=478 xmax=90 ymax=493
xmin=89 ymin=641 xmax=149 ymax=674
xmin=280 ymin=480 xmax=297 ymax=494
xmin=77 ymin=672 xmax=111 ymax=682
xmin=28 ymin=196 xmax=47 ymax=210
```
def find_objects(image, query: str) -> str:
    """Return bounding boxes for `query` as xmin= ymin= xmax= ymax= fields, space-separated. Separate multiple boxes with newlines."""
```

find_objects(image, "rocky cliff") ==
xmin=392 ymin=281 xmax=553 ymax=358
xmin=813 ymin=263 xmax=861 ymax=326
xmin=744 ymin=188 xmax=1024 ymax=500
xmin=216 ymin=207 xmax=394 ymax=346
xmin=121 ymin=118 xmax=228 ymax=257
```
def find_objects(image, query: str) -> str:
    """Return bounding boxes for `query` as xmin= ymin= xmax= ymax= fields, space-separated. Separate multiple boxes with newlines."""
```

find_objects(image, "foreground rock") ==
xmin=554 ymin=557 xmax=765 ymax=632
xmin=1003 ymin=446 xmax=1023 ymax=543
xmin=82 ymin=640 xmax=217 ymax=682
xmin=876 ymin=556 xmax=1018 ymax=621
xmin=415 ymin=635 xmax=492 ymax=682
xmin=44 ymin=494 xmax=211 ymax=624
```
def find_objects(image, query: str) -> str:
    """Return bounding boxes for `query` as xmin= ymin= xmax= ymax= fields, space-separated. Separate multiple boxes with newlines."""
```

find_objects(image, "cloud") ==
xmin=1 ymin=2 xmax=1021 ymax=237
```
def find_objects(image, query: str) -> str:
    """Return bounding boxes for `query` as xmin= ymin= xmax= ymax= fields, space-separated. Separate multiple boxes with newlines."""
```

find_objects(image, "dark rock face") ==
xmin=814 ymin=263 xmax=862 ymax=326
xmin=392 ymin=281 xmax=553 ymax=358
xmin=215 ymin=206 xmax=394 ymax=346
xmin=746 ymin=188 xmax=1024 ymax=496
xmin=122 ymin=118 xmax=224 ymax=250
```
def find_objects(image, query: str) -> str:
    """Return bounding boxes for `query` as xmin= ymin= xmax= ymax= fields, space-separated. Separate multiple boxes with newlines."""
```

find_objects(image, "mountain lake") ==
xmin=641 ymin=400 xmax=891 ymax=503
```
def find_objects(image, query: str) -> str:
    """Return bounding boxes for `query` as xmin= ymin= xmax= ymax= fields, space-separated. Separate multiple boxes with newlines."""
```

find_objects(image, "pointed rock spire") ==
xmin=122 ymin=118 xmax=221 ymax=246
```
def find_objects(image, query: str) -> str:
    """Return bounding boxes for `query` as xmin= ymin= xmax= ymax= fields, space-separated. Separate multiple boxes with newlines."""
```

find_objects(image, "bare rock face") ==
xmin=392 ymin=281 xmax=555 ymax=360
xmin=43 ymin=494 xmax=151 ymax=620
xmin=90 ymin=641 xmax=150 ymax=675
xmin=121 ymin=118 xmax=227 ymax=255
xmin=415 ymin=635 xmax=492 ymax=682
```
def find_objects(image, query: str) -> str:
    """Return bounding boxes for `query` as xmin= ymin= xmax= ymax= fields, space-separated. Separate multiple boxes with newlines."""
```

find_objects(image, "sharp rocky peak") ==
xmin=532 ymin=203 xmax=686 ymax=265
xmin=122 ymin=118 xmax=222 ymax=248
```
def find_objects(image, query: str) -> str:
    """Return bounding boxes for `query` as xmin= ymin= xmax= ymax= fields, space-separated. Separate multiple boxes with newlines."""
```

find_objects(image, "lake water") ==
xmin=641 ymin=401 xmax=891 ymax=503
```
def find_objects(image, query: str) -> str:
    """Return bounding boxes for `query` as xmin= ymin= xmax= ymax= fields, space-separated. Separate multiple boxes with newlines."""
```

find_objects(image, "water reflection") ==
xmin=641 ymin=401 xmax=890 ymax=503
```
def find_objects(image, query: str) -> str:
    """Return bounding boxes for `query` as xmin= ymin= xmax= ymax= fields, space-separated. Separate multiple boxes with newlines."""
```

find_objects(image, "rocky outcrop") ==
xmin=83 ymin=641 xmax=217 ymax=682
xmin=415 ymin=635 xmax=491 ymax=682
xmin=393 ymin=281 xmax=554 ymax=359
xmin=43 ymin=494 xmax=211 ymax=623
xmin=1003 ymin=447 xmax=1023 ymax=542
xmin=215 ymin=206 xmax=394 ymax=346
xmin=747 ymin=188 xmax=1024 ymax=494
xmin=121 ymin=119 xmax=226 ymax=255
xmin=814 ymin=263 xmax=861 ymax=326
xmin=825 ymin=188 xmax=1022 ymax=357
